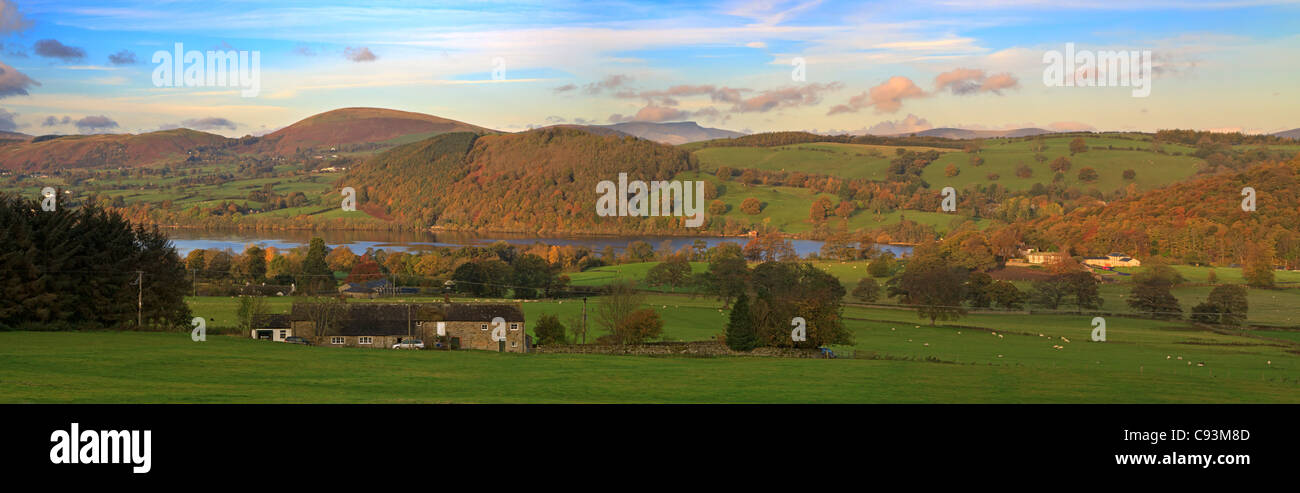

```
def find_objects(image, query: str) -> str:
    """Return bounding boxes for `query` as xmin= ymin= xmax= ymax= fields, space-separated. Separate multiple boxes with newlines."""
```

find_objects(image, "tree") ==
xmin=1128 ymin=283 xmax=1182 ymax=319
xmin=868 ymin=252 xmax=894 ymax=278
xmin=1127 ymin=263 xmax=1182 ymax=318
xmin=989 ymin=280 xmax=1026 ymax=310
xmin=1122 ymin=169 xmax=1136 ymax=180
xmin=944 ymin=164 xmax=960 ymax=177
xmin=511 ymin=254 xmax=554 ymax=299
xmin=615 ymin=308 xmax=663 ymax=344
xmin=1244 ymin=250 xmax=1275 ymax=288
xmin=533 ymin=313 xmax=567 ymax=345
xmin=1050 ymin=156 xmax=1072 ymax=174
xmin=345 ymin=256 xmax=383 ymax=284
xmin=965 ymin=271 xmax=994 ymax=308
xmin=325 ymin=245 xmax=358 ymax=272
xmin=1015 ymin=164 xmax=1033 ymax=178
xmin=750 ymin=261 xmax=850 ymax=347
xmin=1190 ymin=284 xmax=1249 ymax=326
xmin=301 ymin=237 xmax=332 ymax=293
xmin=1031 ymin=271 xmax=1101 ymax=311
xmin=808 ymin=200 xmax=827 ymax=223
xmin=708 ymin=200 xmax=727 ymax=215
xmin=646 ymin=255 xmax=692 ymax=290
xmin=595 ymin=282 xmax=647 ymax=344
xmin=835 ymin=200 xmax=855 ymax=219
xmin=852 ymin=277 xmax=881 ymax=302
xmin=1069 ymin=137 xmax=1088 ymax=155
xmin=887 ymin=253 xmax=968 ymax=325
xmin=741 ymin=197 xmax=762 ymax=215
xmin=1077 ymin=167 xmax=1099 ymax=182
xmin=702 ymin=243 xmax=749 ymax=307
xmin=300 ymin=296 xmax=349 ymax=337
xmin=724 ymin=292 xmax=759 ymax=351
xmin=236 ymin=296 xmax=267 ymax=333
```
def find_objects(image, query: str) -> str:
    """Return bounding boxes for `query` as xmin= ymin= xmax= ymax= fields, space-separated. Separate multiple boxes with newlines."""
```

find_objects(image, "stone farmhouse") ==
xmin=251 ymin=302 xmax=528 ymax=352
xmin=1083 ymin=253 xmax=1142 ymax=268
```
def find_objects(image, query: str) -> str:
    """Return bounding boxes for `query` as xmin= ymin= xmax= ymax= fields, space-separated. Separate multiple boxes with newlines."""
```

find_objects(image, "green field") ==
xmin=674 ymin=170 xmax=982 ymax=234
xmin=693 ymin=142 xmax=958 ymax=180
xmin=2 ymin=326 xmax=1296 ymax=403
xmin=687 ymin=134 xmax=1210 ymax=196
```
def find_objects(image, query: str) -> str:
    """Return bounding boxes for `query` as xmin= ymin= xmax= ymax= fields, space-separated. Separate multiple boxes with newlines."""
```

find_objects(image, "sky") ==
xmin=0 ymin=0 xmax=1296 ymax=137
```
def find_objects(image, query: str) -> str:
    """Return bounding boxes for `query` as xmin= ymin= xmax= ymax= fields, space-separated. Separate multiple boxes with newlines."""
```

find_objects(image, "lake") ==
xmin=166 ymin=229 xmax=913 ymax=258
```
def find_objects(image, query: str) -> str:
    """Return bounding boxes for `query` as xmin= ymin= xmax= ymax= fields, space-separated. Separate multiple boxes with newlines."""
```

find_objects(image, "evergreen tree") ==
xmin=724 ymin=292 xmax=758 ymax=351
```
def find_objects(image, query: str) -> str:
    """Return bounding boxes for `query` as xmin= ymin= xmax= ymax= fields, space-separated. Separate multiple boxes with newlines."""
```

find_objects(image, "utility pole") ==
xmin=582 ymin=297 xmax=588 ymax=345
xmin=136 ymin=270 xmax=143 ymax=328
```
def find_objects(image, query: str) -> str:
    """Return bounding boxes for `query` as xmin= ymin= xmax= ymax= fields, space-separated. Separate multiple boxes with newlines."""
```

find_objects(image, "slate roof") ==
xmin=286 ymin=302 xmax=525 ymax=336
xmin=251 ymin=314 xmax=292 ymax=329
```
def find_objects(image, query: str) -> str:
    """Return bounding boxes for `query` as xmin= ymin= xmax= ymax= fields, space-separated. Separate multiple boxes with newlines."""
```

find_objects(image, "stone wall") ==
xmin=532 ymin=341 xmax=824 ymax=358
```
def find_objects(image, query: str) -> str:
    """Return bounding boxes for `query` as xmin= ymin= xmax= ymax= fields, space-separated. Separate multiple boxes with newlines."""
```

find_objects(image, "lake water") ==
xmin=166 ymin=229 xmax=913 ymax=258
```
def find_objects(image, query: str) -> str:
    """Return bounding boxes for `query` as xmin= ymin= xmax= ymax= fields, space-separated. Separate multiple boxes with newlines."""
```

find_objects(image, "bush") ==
xmin=533 ymin=313 xmax=567 ymax=345
xmin=852 ymin=277 xmax=881 ymax=302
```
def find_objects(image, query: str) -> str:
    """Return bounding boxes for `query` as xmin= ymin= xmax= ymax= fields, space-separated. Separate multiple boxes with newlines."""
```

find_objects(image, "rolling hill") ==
xmin=905 ymin=127 xmax=1055 ymax=139
xmin=0 ymin=128 xmax=230 ymax=171
xmin=341 ymin=127 xmax=698 ymax=233
xmin=601 ymin=121 xmax=744 ymax=145
xmin=255 ymin=107 xmax=497 ymax=155
xmin=1273 ymin=128 xmax=1300 ymax=140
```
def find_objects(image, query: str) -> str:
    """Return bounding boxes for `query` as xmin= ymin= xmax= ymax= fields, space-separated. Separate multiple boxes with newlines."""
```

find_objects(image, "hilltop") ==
xmin=0 ymin=128 xmax=229 ymax=171
xmin=903 ymin=127 xmax=1055 ymax=139
xmin=341 ymin=127 xmax=698 ymax=233
xmin=254 ymin=107 xmax=497 ymax=155
xmin=1272 ymin=128 xmax=1300 ymax=140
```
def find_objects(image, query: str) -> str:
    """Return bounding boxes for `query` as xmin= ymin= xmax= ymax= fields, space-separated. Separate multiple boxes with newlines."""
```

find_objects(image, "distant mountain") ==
xmin=599 ymin=121 xmax=744 ymax=145
xmin=1272 ymin=128 xmax=1300 ymax=140
xmin=342 ymin=127 xmax=698 ymax=233
xmin=0 ymin=128 xmax=229 ymax=172
xmin=255 ymin=107 xmax=497 ymax=155
xmin=903 ymin=127 xmax=1055 ymax=139
xmin=0 ymin=131 xmax=30 ymax=141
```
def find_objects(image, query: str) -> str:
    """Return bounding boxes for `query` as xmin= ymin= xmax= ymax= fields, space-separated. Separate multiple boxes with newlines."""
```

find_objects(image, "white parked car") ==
xmin=392 ymin=339 xmax=425 ymax=350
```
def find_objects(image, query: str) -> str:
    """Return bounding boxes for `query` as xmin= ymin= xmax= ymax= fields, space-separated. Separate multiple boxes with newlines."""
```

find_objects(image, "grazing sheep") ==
xmin=1061 ymin=337 xmax=1070 ymax=343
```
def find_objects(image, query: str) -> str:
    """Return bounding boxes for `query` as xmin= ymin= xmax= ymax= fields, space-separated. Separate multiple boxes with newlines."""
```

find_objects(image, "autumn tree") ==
xmin=887 ymin=250 xmax=968 ymax=326
xmin=852 ymin=277 xmax=881 ymax=302
xmin=1077 ymin=167 xmax=1099 ymax=183
xmin=741 ymin=197 xmax=762 ymax=215
xmin=1069 ymin=137 xmax=1088 ymax=155
xmin=1050 ymin=156 xmax=1072 ymax=174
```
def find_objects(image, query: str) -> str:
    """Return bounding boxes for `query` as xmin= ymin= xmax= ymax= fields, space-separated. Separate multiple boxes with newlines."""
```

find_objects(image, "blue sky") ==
xmin=0 ymin=0 xmax=1297 ymax=136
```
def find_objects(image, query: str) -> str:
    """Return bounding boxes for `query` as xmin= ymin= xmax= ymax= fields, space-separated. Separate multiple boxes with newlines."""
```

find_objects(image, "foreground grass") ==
xmin=1 ymin=331 xmax=1298 ymax=403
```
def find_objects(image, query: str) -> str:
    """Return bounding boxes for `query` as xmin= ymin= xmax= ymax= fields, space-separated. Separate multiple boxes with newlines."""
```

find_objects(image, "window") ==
xmin=480 ymin=323 xmax=488 ymax=331
xmin=331 ymin=337 xmax=345 ymax=345
xmin=509 ymin=323 xmax=519 ymax=331
xmin=359 ymin=336 xmax=373 ymax=345
xmin=510 ymin=341 xmax=518 ymax=348
xmin=279 ymin=330 xmax=287 ymax=339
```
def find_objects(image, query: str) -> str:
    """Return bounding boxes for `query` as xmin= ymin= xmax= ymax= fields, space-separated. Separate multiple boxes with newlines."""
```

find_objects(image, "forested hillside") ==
xmin=1023 ymin=155 xmax=1300 ymax=267
xmin=342 ymin=127 xmax=700 ymax=233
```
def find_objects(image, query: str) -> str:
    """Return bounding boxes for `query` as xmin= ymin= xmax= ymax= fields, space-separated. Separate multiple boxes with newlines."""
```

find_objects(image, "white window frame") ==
xmin=279 ymin=330 xmax=287 ymax=339
xmin=358 ymin=336 xmax=373 ymax=345
xmin=480 ymin=323 xmax=488 ymax=331
xmin=331 ymin=336 xmax=345 ymax=345
xmin=509 ymin=323 xmax=520 ymax=331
